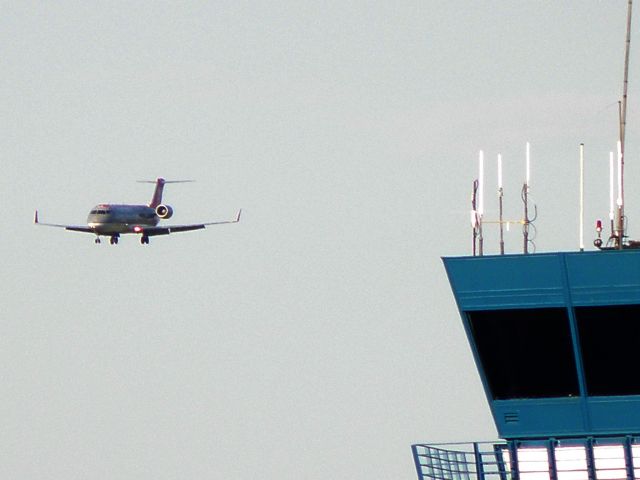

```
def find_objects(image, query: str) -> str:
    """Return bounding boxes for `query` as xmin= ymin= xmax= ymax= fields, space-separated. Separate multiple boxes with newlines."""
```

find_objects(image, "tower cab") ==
xmin=412 ymin=250 xmax=640 ymax=480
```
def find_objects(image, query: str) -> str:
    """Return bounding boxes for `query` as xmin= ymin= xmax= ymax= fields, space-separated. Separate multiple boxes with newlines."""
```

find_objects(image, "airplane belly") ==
xmin=90 ymin=222 xmax=159 ymax=233
xmin=88 ymin=222 xmax=131 ymax=234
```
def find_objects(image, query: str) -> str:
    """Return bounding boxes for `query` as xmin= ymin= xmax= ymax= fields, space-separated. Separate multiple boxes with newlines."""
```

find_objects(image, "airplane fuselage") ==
xmin=35 ymin=177 xmax=241 ymax=245
xmin=87 ymin=204 xmax=159 ymax=235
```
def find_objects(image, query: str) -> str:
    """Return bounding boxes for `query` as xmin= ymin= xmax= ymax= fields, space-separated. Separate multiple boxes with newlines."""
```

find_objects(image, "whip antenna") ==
xmin=616 ymin=0 xmax=633 ymax=248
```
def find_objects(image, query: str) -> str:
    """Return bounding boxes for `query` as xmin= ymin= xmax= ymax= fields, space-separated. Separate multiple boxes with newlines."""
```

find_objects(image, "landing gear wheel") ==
xmin=140 ymin=235 xmax=149 ymax=245
xmin=95 ymin=238 xmax=101 ymax=244
xmin=110 ymin=235 xmax=119 ymax=245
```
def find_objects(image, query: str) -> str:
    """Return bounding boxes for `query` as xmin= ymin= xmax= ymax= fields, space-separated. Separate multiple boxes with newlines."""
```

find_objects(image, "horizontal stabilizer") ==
xmin=138 ymin=178 xmax=195 ymax=208
xmin=136 ymin=179 xmax=195 ymax=184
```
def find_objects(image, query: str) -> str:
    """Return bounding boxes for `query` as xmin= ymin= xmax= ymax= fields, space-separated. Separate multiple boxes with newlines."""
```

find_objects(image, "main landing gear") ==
xmin=94 ymin=235 xmax=120 ymax=245
xmin=94 ymin=235 xmax=150 ymax=245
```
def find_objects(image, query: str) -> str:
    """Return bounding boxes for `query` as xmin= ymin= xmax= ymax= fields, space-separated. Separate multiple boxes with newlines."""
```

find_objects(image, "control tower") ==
xmin=412 ymin=250 xmax=640 ymax=480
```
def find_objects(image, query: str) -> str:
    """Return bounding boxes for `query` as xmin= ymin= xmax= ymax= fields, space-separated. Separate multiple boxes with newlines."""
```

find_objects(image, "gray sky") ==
xmin=1 ymin=2 xmax=637 ymax=479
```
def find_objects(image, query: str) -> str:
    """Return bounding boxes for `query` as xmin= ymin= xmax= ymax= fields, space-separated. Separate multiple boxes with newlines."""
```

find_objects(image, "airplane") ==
xmin=35 ymin=177 xmax=241 ymax=245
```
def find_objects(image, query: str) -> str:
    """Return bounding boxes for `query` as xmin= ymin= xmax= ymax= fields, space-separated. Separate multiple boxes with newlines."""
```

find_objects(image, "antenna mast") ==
xmin=523 ymin=142 xmax=531 ymax=254
xmin=498 ymin=154 xmax=505 ymax=255
xmin=580 ymin=144 xmax=585 ymax=252
xmin=617 ymin=0 xmax=633 ymax=248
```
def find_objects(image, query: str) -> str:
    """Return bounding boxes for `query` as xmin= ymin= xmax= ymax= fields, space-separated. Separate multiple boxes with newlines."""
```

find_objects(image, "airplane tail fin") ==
xmin=137 ymin=178 xmax=194 ymax=207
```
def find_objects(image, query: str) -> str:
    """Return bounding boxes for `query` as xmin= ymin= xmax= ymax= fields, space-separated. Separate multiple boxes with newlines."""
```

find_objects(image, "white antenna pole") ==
xmin=523 ymin=142 xmax=531 ymax=254
xmin=526 ymin=142 xmax=531 ymax=188
xmin=610 ymin=151 xmax=615 ymax=236
xmin=498 ymin=153 xmax=504 ymax=255
xmin=478 ymin=150 xmax=484 ymax=255
xmin=580 ymin=144 xmax=585 ymax=252
xmin=479 ymin=150 xmax=485 ymax=216
xmin=617 ymin=140 xmax=623 ymax=208
xmin=471 ymin=179 xmax=479 ymax=256
xmin=616 ymin=0 xmax=632 ymax=248
xmin=622 ymin=0 xmax=633 ymax=152
xmin=616 ymin=140 xmax=624 ymax=247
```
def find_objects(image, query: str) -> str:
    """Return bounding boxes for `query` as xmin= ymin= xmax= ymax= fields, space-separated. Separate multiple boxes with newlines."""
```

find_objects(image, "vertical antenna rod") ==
xmin=523 ymin=142 xmax=531 ymax=254
xmin=478 ymin=151 xmax=485 ymax=256
xmin=610 ymin=151 xmax=615 ymax=238
xmin=471 ymin=180 xmax=479 ymax=255
xmin=580 ymin=144 xmax=585 ymax=252
xmin=617 ymin=0 xmax=633 ymax=248
xmin=498 ymin=154 xmax=505 ymax=255
xmin=617 ymin=140 xmax=624 ymax=245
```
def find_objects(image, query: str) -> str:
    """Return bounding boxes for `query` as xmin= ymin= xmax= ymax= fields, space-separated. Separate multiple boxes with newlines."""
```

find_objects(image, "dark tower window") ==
xmin=575 ymin=305 xmax=640 ymax=396
xmin=468 ymin=308 xmax=579 ymax=399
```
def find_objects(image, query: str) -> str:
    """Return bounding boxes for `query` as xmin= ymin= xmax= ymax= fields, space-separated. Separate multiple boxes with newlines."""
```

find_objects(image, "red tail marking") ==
xmin=149 ymin=178 xmax=166 ymax=207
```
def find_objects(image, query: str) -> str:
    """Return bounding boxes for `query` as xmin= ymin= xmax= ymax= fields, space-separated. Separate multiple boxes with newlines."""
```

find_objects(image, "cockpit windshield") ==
xmin=90 ymin=209 xmax=111 ymax=215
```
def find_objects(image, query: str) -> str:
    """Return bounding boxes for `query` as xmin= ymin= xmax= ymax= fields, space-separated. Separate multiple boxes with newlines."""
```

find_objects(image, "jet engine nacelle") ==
xmin=155 ymin=204 xmax=174 ymax=219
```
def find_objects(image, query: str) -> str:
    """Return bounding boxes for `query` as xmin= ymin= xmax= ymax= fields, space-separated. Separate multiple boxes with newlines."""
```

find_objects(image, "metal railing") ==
xmin=412 ymin=442 xmax=509 ymax=480
xmin=413 ymin=438 xmax=640 ymax=480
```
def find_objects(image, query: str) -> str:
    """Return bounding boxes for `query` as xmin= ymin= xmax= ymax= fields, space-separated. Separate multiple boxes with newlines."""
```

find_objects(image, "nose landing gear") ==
xmin=94 ymin=237 xmax=101 ymax=244
xmin=140 ymin=235 xmax=150 ymax=245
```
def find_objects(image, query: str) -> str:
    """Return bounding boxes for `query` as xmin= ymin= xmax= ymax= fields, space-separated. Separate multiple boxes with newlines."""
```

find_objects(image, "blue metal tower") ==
xmin=412 ymin=250 xmax=640 ymax=480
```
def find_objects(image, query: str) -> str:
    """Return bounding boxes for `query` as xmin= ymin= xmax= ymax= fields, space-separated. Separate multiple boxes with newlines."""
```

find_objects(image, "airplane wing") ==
xmin=34 ymin=210 xmax=94 ymax=233
xmin=34 ymin=209 xmax=242 ymax=237
xmin=142 ymin=209 xmax=242 ymax=236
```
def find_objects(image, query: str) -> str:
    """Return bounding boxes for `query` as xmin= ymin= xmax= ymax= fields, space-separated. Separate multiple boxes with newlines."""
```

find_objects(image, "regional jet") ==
xmin=35 ymin=178 xmax=241 ymax=245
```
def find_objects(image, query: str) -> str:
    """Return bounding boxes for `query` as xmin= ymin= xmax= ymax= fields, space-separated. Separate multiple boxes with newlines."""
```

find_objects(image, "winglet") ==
xmin=235 ymin=209 xmax=242 ymax=223
xmin=34 ymin=210 xmax=39 ymax=224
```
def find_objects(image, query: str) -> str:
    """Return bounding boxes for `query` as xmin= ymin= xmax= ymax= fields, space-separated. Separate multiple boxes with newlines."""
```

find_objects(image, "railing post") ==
xmin=474 ymin=442 xmax=486 ymax=480
xmin=624 ymin=436 xmax=635 ymax=480
xmin=412 ymin=445 xmax=425 ymax=480
xmin=585 ymin=438 xmax=596 ymax=480
xmin=494 ymin=444 xmax=508 ymax=480
xmin=547 ymin=439 xmax=558 ymax=480
xmin=508 ymin=441 xmax=520 ymax=480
